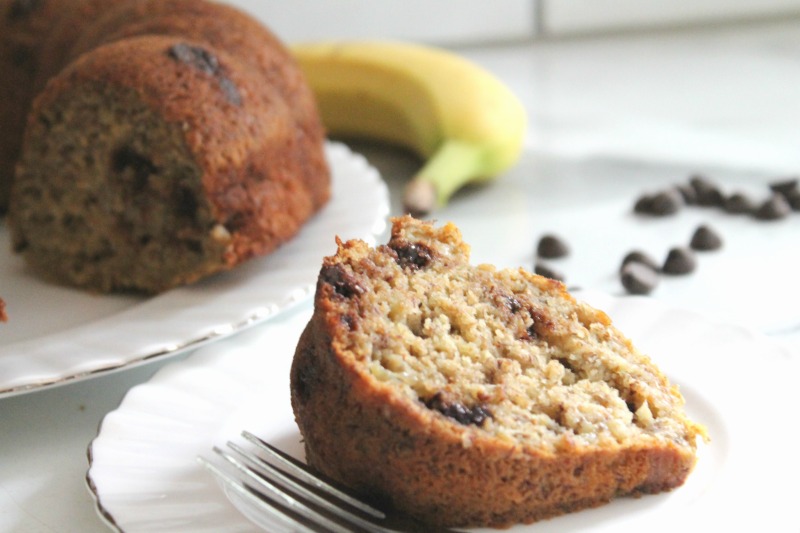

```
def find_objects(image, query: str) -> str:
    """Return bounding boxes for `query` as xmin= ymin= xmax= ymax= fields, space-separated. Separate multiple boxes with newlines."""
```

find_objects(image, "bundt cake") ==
xmin=0 ymin=0 xmax=64 ymax=212
xmin=1 ymin=0 xmax=330 ymax=293
xmin=291 ymin=216 xmax=708 ymax=528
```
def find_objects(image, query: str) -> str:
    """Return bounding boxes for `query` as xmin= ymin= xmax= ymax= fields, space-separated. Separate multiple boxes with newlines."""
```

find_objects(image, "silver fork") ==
xmin=198 ymin=431 xmax=464 ymax=533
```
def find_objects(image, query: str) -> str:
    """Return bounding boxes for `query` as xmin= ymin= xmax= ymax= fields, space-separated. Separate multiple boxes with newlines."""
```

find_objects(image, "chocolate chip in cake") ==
xmin=504 ymin=295 xmax=523 ymax=314
xmin=390 ymin=241 xmax=434 ymax=270
xmin=536 ymin=234 xmax=570 ymax=258
xmin=620 ymin=261 xmax=659 ymax=295
xmin=724 ymin=192 xmax=757 ymax=214
xmin=168 ymin=42 xmax=219 ymax=74
xmin=689 ymin=224 xmax=723 ymax=251
xmin=319 ymin=264 xmax=364 ymax=298
xmin=662 ymin=247 xmax=697 ymax=275
xmin=423 ymin=393 xmax=492 ymax=427
xmin=167 ymin=43 xmax=242 ymax=105
xmin=753 ymin=193 xmax=791 ymax=221
xmin=619 ymin=250 xmax=660 ymax=273
xmin=534 ymin=262 xmax=565 ymax=282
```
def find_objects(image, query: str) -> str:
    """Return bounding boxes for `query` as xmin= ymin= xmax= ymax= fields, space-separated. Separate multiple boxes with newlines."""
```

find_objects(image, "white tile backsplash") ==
xmin=220 ymin=0 xmax=800 ymax=45
xmin=219 ymin=0 xmax=537 ymax=45
xmin=540 ymin=0 xmax=800 ymax=35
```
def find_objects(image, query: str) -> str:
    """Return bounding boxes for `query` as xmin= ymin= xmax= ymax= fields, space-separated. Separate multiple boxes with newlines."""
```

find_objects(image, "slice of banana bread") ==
xmin=291 ymin=215 xmax=707 ymax=528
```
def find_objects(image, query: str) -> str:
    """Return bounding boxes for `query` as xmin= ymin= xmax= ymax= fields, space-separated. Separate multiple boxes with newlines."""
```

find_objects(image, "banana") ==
xmin=291 ymin=40 xmax=527 ymax=216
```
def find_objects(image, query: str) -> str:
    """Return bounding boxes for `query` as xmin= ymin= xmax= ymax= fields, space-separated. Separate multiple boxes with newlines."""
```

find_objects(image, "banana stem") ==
xmin=402 ymin=140 xmax=485 ymax=217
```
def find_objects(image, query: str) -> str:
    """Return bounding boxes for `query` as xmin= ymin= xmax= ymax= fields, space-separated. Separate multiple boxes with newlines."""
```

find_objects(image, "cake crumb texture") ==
xmin=291 ymin=215 xmax=707 ymax=528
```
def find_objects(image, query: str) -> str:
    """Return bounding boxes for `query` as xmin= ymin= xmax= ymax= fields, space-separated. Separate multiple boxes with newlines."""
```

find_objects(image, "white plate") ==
xmin=87 ymin=290 xmax=799 ymax=533
xmin=0 ymin=142 xmax=389 ymax=397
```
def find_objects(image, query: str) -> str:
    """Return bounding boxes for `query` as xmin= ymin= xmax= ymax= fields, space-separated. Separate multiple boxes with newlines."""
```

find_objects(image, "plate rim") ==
xmin=84 ymin=290 xmax=799 ymax=532
xmin=0 ymin=141 xmax=389 ymax=398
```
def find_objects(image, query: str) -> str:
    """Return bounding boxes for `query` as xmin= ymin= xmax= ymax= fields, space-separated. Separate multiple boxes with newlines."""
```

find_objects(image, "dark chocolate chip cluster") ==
xmin=634 ymin=175 xmax=799 ymax=221
xmin=618 ymin=223 xmax=722 ymax=295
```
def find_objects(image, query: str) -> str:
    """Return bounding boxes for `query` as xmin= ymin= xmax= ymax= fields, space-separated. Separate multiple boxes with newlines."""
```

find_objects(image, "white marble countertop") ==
xmin=2 ymin=19 xmax=800 ymax=532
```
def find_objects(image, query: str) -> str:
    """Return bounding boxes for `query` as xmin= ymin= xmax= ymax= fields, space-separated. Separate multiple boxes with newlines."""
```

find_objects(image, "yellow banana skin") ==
xmin=291 ymin=41 xmax=527 ymax=215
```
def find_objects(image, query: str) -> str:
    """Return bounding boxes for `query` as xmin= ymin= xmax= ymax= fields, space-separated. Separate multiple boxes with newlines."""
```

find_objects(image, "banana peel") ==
xmin=291 ymin=40 xmax=527 ymax=216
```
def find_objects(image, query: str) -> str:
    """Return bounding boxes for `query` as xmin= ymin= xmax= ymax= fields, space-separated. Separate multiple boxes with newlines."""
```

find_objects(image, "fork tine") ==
xmin=206 ymin=447 xmax=360 ymax=533
xmin=198 ymin=455 xmax=318 ymax=533
xmin=215 ymin=442 xmax=386 ymax=532
xmin=241 ymin=430 xmax=384 ymax=519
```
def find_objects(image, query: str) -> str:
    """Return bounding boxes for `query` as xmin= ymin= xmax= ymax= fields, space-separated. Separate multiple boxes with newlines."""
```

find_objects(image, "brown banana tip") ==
xmin=402 ymin=180 xmax=436 ymax=218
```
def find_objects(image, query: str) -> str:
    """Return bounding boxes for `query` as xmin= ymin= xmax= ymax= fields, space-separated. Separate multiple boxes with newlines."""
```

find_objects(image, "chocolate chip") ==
xmin=504 ymin=295 xmax=522 ymax=314
xmin=768 ymin=180 xmax=800 ymax=211
xmin=653 ymin=188 xmax=685 ymax=214
xmin=167 ymin=42 xmax=242 ymax=105
xmin=534 ymin=263 xmax=565 ymax=282
xmin=786 ymin=189 xmax=800 ymax=211
xmin=769 ymin=178 xmax=798 ymax=197
xmin=621 ymin=262 xmax=659 ymax=295
xmin=753 ymin=193 xmax=791 ymax=221
xmin=724 ymin=192 xmax=757 ymax=214
xmin=690 ymin=224 xmax=723 ymax=251
xmin=662 ymin=247 xmax=697 ymax=275
xmin=8 ymin=0 xmax=42 ymax=20
xmin=423 ymin=393 xmax=491 ymax=426
xmin=633 ymin=194 xmax=655 ymax=214
xmin=390 ymin=241 xmax=434 ymax=270
xmin=536 ymin=234 xmax=569 ymax=258
xmin=620 ymin=250 xmax=660 ymax=273
xmin=634 ymin=189 xmax=683 ymax=216
xmin=319 ymin=264 xmax=364 ymax=298
xmin=689 ymin=175 xmax=725 ymax=207
xmin=168 ymin=42 xmax=219 ymax=75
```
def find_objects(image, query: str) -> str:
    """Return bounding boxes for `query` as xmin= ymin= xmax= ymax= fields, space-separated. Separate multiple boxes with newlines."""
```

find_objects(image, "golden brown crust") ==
xmin=0 ymin=0 xmax=67 ymax=211
xmin=10 ymin=34 xmax=321 ymax=292
xmin=64 ymin=0 xmax=329 ymax=210
xmin=291 ymin=216 xmax=705 ymax=528
xmin=1 ymin=0 xmax=330 ymax=292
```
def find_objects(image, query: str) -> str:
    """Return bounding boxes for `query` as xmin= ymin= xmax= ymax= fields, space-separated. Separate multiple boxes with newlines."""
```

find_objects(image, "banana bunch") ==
xmin=291 ymin=41 xmax=527 ymax=216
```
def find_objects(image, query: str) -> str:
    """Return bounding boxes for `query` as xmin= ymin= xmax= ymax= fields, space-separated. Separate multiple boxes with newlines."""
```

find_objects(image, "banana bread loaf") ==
xmin=291 ymin=216 xmax=707 ymax=528
xmin=2 ymin=0 xmax=330 ymax=293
